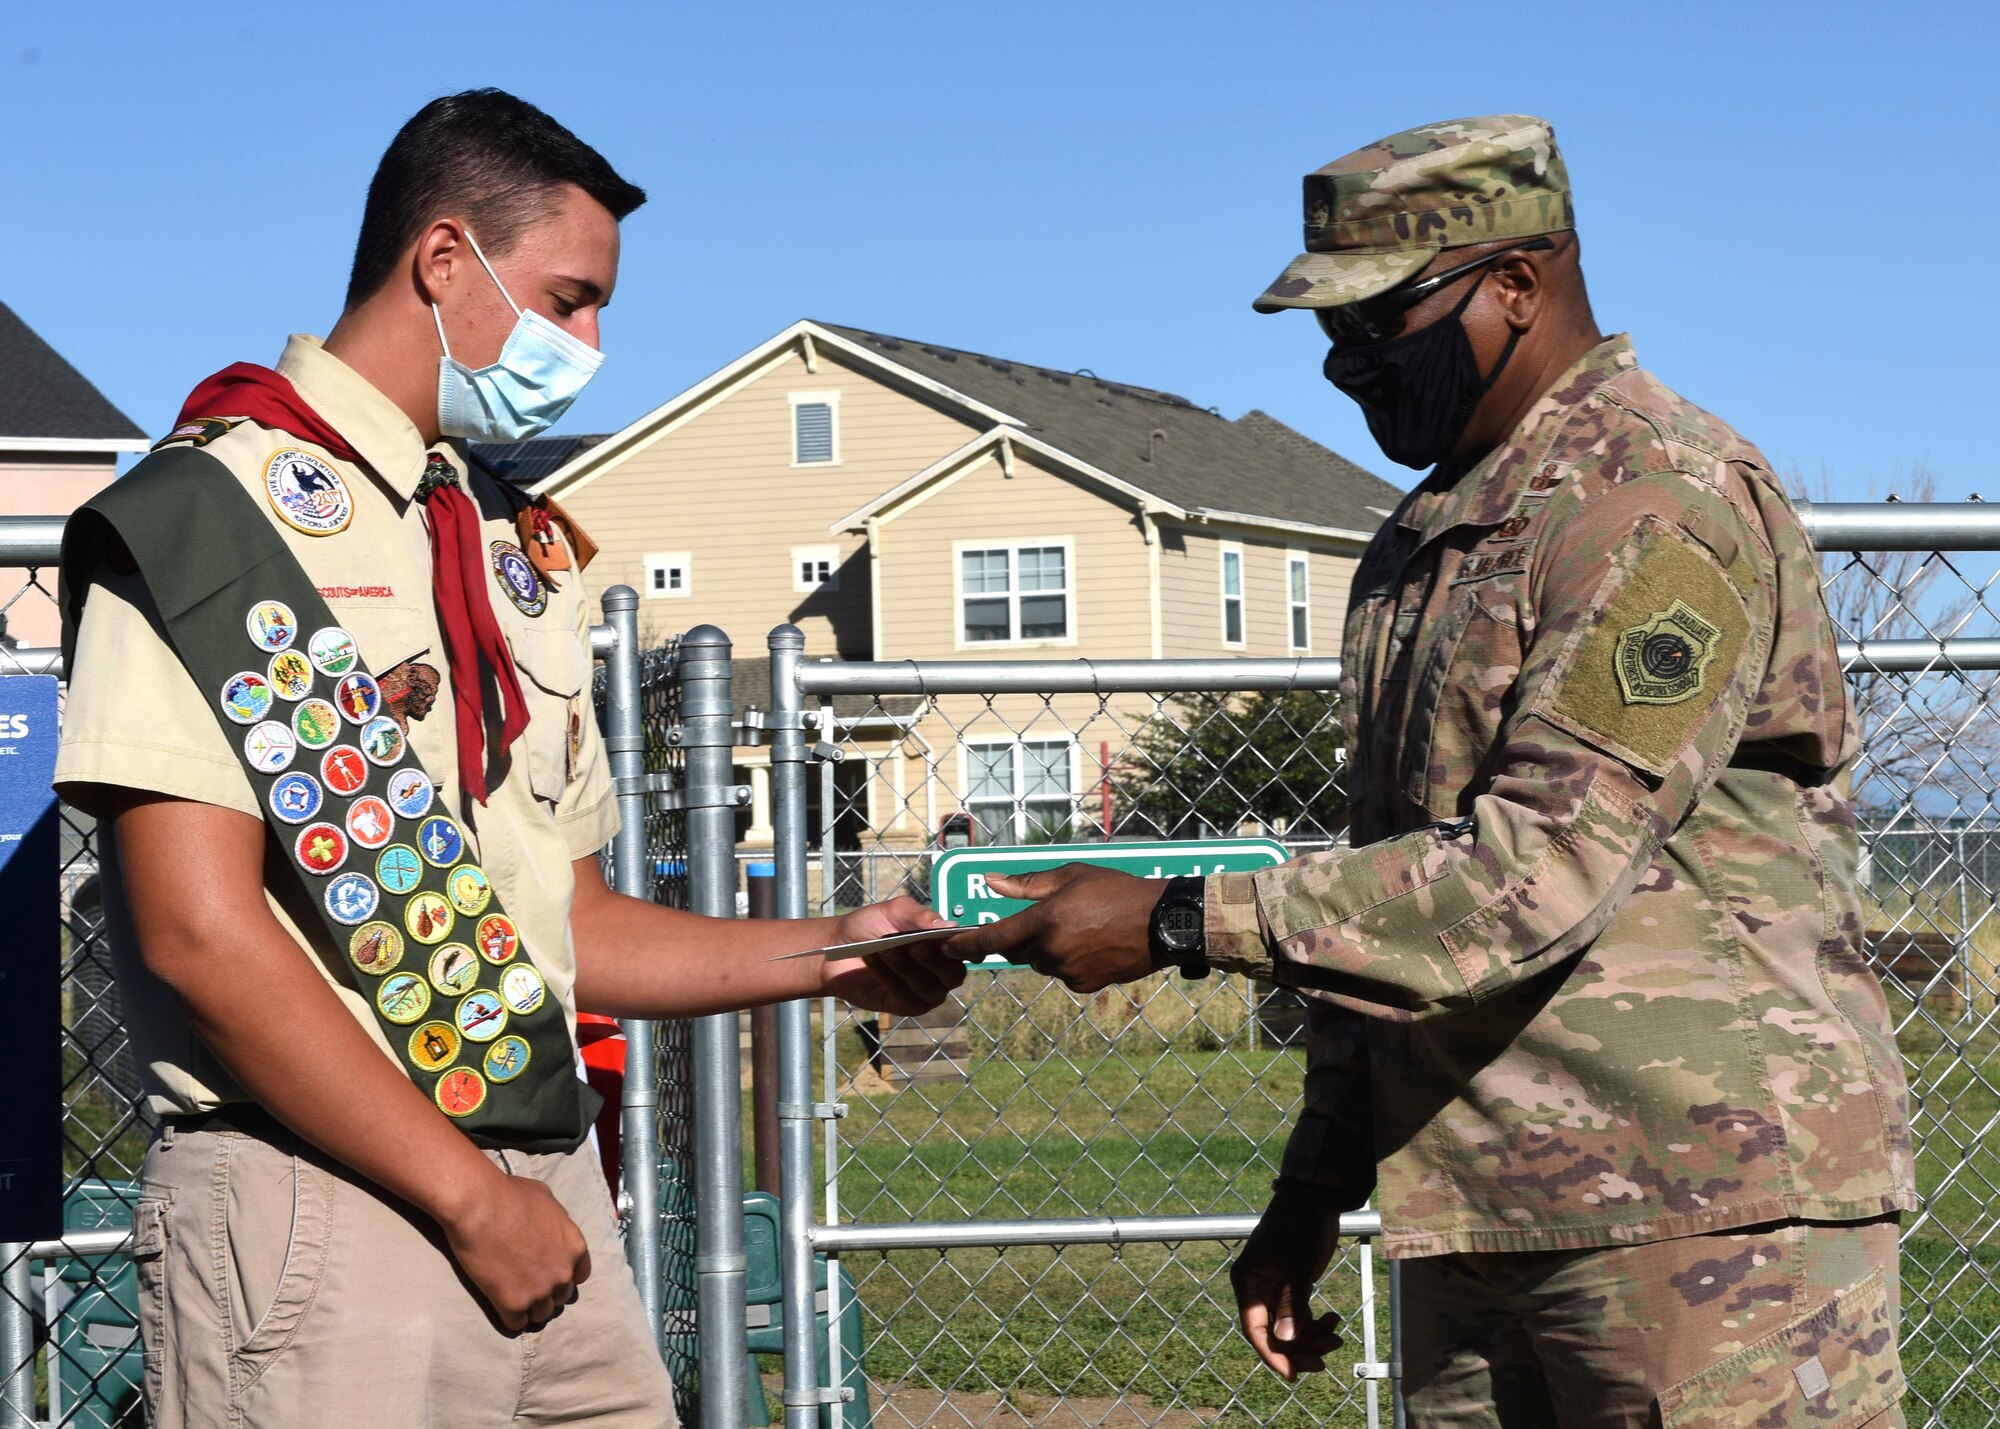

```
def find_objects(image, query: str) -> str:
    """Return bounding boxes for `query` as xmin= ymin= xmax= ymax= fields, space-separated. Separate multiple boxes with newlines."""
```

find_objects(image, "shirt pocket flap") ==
xmin=509 ymin=627 xmax=588 ymax=699
xmin=1657 ymin=1267 xmax=1902 ymax=1428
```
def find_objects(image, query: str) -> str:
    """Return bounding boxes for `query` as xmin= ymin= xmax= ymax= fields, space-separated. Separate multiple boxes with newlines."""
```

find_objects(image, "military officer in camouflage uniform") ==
xmin=955 ymin=116 xmax=1916 ymax=1426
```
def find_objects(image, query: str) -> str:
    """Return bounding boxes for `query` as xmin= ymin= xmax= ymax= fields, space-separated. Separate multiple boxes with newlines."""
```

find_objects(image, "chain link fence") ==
xmin=749 ymin=505 xmax=2000 ymax=1429
xmin=13 ymin=504 xmax=2000 ymax=1428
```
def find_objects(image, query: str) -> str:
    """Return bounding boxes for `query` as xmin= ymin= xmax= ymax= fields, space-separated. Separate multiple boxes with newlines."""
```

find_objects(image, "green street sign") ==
xmin=932 ymin=838 xmax=1291 ymax=967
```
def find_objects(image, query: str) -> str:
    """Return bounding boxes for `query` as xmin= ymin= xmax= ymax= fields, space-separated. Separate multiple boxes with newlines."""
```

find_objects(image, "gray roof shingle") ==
xmin=819 ymin=323 xmax=1401 ymax=532
xmin=0 ymin=301 xmax=143 ymax=442
xmin=471 ymin=433 xmax=609 ymax=485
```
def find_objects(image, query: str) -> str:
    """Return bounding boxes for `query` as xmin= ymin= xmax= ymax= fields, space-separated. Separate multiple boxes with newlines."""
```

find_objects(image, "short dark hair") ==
xmin=345 ymin=89 xmax=646 ymax=309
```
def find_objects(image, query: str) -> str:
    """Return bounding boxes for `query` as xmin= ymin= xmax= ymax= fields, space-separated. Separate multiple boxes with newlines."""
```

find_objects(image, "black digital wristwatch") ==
xmin=1147 ymin=875 xmax=1210 ymax=980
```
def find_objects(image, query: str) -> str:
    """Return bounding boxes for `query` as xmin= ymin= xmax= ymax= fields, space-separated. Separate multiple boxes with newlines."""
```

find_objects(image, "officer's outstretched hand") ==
xmin=946 ymin=865 xmax=1159 ymax=993
xmin=823 ymin=896 xmax=968 ymax=1015
xmin=1232 ymin=1182 xmax=1344 ymax=1381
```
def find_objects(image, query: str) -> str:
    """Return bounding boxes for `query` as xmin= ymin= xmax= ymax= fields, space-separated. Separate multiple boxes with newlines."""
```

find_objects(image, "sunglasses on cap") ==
xmin=1314 ymin=237 xmax=1556 ymax=347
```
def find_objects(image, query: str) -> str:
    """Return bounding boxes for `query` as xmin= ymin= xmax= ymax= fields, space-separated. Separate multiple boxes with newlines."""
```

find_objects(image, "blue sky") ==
xmin=3 ymin=1 xmax=1994 ymax=501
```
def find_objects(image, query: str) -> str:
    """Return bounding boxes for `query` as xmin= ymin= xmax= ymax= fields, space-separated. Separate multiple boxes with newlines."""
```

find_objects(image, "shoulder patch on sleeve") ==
xmin=151 ymin=416 xmax=241 ymax=452
xmin=1544 ymin=525 xmax=1751 ymax=777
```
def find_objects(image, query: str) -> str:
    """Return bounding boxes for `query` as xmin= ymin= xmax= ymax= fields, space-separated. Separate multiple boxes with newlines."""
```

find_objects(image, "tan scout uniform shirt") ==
xmin=1206 ymin=337 xmax=1917 ymax=1258
xmin=55 ymin=335 xmax=618 ymax=1117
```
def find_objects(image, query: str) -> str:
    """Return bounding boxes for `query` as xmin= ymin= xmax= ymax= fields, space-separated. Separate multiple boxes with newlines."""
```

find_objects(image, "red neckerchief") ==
xmin=176 ymin=363 xmax=529 ymax=803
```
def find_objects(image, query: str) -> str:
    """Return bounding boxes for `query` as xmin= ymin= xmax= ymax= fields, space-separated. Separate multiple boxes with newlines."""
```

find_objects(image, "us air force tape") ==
xmin=58 ymin=444 xmax=598 ymax=1154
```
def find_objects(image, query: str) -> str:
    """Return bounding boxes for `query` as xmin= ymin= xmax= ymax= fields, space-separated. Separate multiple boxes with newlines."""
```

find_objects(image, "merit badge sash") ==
xmin=60 ymin=446 xmax=600 ymax=1153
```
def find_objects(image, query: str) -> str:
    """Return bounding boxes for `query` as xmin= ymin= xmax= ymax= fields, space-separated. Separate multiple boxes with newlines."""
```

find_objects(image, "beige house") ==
xmin=520 ymin=321 xmax=1398 ymax=873
xmin=0 ymin=301 xmax=147 ymax=654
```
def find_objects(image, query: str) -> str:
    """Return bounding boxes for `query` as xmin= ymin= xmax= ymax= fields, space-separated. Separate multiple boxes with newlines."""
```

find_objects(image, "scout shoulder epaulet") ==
xmin=151 ymin=415 xmax=243 ymax=452
xmin=59 ymin=445 xmax=598 ymax=1155
xmin=509 ymin=492 xmax=597 ymax=588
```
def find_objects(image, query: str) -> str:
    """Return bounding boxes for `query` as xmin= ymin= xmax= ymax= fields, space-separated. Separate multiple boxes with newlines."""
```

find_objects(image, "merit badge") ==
xmin=1613 ymin=600 xmax=1723 ymax=706
xmin=434 ymin=1067 xmax=487 ymax=1118
xmin=360 ymin=715 xmax=405 ymax=767
xmin=484 ymin=1035 xmax=530 ymax=1084
xmin=220 ymin=672 xmax=274 ymax=725
xmin=387 ymin=769 xmax=434 ymax=820
xmin=447 ymin=865 xmax=492 ymax=918
xmin=500 ymin=964 xmax=547 ymax=1017
xmin=345 ymin=795 xmax=395 ymax=850
xmin=335 ymin=672 xmax=382 ymax=725
xmin=245 ymin=600 xmax=297 ymax=652
xmin=409 ymin=1021 xmax=460 ymax=1072
xmin=264 ymin=448 xmax=353 ymax=536
xmin=269 ymin=772 xmax=323 ymax=825
xmin=455 ymin=989 xmax=507 ymax=1043
xmin=321 ymin=745 xmax=369 ymax=796
xmin=489 ymin=540 xmax=546 ymax=618
xmin=292 ymin=698 xmax=341 ymax=750
xmin=307 ymin=627 xmax=359 ymax=678
xmin=418 ymin=817 xmax=463 ymax=868
xmin=296 ymin=822 xmax=348 ymax=876
xmin=377 ymin=972 xmax=431 ymax=1025
xmin=267 ymin=649 xmax=315 ymax=702
xmin=407 ymin=890 xmax=454 ymax=945
xmin=430 ymin=943 xmax=479 ymax=996
xmin=325 ymin=872 xmax=379 ymax=925
xmin=349 ymin=921 xmax=405 ymax=976
xmin=244 ymin=721 xmax=297 ymax=774
xmin=376 ymin=845 xmax=424 ymax=896
xmin=475 ymin=914 xmax=519 ymax=965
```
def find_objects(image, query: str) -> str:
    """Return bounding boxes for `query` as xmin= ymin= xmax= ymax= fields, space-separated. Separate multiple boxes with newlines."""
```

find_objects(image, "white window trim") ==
xmin=644 ymin=551 xmax=692 ymax=600
xmin=951 ymin=537 xmax=1078 ymax=650
xmin=1287 ymin=550 xmax=1311 ymax=652
xmin=791 ymin=544 xmax=841 ymax=594
xmin=958 ymin=735 xmax=1081 ymax=844
xmin=788 ymin=389 xmax=842 ymax=468
xmin=1219 ymin=541 xmax=1246 ymax=649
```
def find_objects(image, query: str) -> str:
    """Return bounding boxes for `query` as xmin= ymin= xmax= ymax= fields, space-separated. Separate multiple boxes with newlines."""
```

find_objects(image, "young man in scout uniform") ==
xmin=55 ymin=89 xmax=964 ymax=1429
xmin=952 ymin=116 xmax=1917 ymax=1425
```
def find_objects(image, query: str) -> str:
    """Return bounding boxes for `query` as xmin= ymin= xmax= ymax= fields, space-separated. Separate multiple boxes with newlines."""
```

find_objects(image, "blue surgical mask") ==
xmin=433 ymin=229 xmax=605 ymax=442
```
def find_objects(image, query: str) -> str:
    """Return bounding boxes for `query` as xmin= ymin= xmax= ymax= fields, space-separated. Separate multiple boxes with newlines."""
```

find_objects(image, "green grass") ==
xmin=750 ymin=993 xmax=2000 ymax=1426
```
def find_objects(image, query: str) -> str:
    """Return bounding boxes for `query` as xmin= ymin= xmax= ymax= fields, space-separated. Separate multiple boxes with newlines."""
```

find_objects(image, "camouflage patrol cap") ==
xmin=1252 ymin=115 xmax=1574 ymax=314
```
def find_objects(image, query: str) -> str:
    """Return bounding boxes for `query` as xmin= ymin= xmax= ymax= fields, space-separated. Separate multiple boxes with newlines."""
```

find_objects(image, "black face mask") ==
xmin=1321 ymin=274 xmax=1523 ymax=471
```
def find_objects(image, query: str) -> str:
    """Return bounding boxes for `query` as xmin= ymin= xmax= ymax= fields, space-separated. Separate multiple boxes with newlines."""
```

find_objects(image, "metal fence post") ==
xmin=678 ymin=626 xmax=750 ymax=1429
xmin=767 ymin=625 xmax=825 ymax=1429
xmin=599 ymin=587 xmax=664 ymax=1351
xmin=0 ymin=1253 xmax=32 ymax=1429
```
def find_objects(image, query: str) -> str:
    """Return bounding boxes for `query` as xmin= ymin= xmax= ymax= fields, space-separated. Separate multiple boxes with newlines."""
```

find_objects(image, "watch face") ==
xmin=1160 ymin=902 xmax=1204 ymax=950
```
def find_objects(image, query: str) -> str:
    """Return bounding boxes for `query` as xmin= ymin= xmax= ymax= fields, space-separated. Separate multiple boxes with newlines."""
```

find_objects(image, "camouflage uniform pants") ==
xmin=1400 ymin=1217 xmax=1903 ymax=1427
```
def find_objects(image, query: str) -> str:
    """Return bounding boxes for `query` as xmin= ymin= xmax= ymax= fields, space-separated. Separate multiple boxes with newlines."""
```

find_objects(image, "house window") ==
xmin=1220 ymin=545 xmax=1245 ymax=646
xmin=792 ymin=545 xmax=840 ymax=594
xmin=645 ymin=552 xmax=691 ymax=599
xmin=966 ymin=738 xmax=1074 ymax=843
xmin=960 ymin=543 xmax=1070 ymax=643
xmin=791 ymin=392 xmax=839 ymax=465
xmin=1288 ymin=553 xmax=1310 ymax=650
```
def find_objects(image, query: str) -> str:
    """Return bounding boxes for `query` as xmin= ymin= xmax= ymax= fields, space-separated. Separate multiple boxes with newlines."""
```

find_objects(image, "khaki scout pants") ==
xmin=1400 ymin=1218 xmax=1904 ymax=1428
xmin=132 ymin=1121 xmax=677 ymax=1428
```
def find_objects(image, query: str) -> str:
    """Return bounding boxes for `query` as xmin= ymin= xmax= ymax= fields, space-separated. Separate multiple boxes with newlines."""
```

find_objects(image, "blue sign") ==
xmin=0 ymin=676 xmax=61 ymax=1239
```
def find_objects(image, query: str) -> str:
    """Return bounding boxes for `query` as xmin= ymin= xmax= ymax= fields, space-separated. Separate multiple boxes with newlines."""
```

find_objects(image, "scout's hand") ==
xmin=441 ymin=1170 xmax=592 ymax=1331
xmin=1232 ymin=1182 xmax=1344 ymax=1381
xmin=823 ymin=897 xmax=968 ymax=1016
xmin=947 ymin=865 xmax=1159 ymax=993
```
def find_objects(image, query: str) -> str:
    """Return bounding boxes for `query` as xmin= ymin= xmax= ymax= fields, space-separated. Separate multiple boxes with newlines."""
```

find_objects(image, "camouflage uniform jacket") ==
xmin=1206 ymin=336 xmax=1918 ymax=1258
